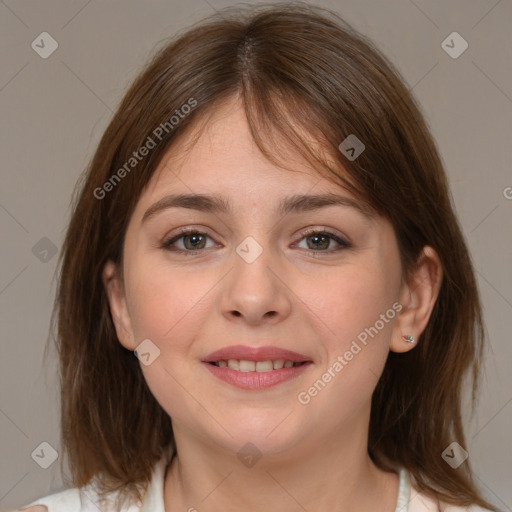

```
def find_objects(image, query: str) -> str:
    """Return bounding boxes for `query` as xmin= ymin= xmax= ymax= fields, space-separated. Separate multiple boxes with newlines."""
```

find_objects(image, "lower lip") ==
xmin=202 ymin=362 xmax=313 ymax=390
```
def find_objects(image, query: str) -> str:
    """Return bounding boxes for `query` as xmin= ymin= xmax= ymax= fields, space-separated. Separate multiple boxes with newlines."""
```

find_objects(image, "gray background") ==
xmin=0 ymin=0 xmax=511 ymax=510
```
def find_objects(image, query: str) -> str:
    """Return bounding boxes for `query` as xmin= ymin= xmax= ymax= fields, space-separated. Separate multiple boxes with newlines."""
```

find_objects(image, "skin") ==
xmin=100 ymin=94 xmax=442 ymax=511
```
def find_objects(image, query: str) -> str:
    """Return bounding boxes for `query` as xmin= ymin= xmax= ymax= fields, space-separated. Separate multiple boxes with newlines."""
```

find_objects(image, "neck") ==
xmin=163 ymin=411 xmax=399 ymax=511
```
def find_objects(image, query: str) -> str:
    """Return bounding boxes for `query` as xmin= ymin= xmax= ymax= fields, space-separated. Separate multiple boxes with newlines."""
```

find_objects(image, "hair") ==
xmin=48 ymin=2 xmax=496 ymax=510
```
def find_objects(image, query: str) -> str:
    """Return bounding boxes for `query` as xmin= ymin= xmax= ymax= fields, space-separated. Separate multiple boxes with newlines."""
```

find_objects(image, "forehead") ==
xmin=144 ymin=96 xmax=350 ymax=201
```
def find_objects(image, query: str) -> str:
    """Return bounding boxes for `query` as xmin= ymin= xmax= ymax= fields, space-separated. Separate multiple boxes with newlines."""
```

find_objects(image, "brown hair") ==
xmin=50 ymin=2 xmax=496 ymax=510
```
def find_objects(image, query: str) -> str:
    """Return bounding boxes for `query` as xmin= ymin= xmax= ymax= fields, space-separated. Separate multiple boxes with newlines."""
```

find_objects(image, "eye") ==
xmin=294 ymin=229 xmax=351 ymax=253
xmin=160 ymin=228 xmax=351 ymax=256
xmin=161 ymin=230 xmax=217 ymax=253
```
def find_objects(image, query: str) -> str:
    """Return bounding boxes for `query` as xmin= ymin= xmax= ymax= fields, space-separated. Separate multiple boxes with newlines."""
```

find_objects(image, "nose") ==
xmin=220 ymin=239 xmax=293 ymax=327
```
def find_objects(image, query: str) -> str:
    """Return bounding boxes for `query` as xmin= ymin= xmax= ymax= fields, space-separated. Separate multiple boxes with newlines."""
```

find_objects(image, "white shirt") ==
xmin=14 ymin=446 xmax=492 ymax=511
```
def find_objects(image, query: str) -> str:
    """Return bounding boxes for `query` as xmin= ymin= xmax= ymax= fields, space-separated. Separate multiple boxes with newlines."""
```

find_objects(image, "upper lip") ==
xmin=203 ymin=345 xmax=312 ymax=363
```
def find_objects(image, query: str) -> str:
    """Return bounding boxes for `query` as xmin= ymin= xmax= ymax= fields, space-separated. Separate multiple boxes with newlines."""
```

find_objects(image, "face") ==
xmin=103 ymin=96 xmax=434 ymax=459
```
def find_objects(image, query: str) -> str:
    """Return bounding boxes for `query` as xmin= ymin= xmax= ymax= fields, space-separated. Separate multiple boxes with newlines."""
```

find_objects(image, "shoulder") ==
xmin=409 ymin=484 xmax=495 ymax=512
xmin=13 ymin=481 xmax=144 ymax=512
xmin=12 ymin=488 xmax=80 ymax=512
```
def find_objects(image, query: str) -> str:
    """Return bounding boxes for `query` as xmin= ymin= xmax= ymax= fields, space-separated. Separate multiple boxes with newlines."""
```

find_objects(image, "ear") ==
xmin=390 ymin=246 xmax=443 ymax=353
xmin=102 ymin=260 xmax=136 ymax=351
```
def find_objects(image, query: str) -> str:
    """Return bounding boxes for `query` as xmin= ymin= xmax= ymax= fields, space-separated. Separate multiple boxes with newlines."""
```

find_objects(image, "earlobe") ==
xmin=390 ymin=246 xmax=443 ymax=353
xmin=102 ymin=260 xmax=136 ymax=351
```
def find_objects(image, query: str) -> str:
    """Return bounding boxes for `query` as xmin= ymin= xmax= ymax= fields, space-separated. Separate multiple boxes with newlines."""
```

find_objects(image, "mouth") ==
xmin=201 ymin=345 xmax=313 ymax=390
xmin=203 ymin=360 xmax=313 ymax=390
xmin=207 ymin=359 xmax=310 ymax=372
xmin=203 ymin=345 xmax=312 ymax=366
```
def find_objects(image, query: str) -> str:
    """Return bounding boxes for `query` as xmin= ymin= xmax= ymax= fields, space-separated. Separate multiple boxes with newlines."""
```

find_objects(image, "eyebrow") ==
xmin=141 ymin=192 xmax=375 ymax=223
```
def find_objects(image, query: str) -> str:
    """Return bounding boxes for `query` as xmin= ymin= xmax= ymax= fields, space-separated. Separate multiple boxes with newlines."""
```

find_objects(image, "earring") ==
xmin=402 ymin=335 xmax=415 ymax=343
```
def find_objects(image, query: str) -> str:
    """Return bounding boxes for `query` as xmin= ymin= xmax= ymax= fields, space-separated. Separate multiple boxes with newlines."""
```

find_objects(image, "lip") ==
xmin=202 ymin=345 xmax=312 ymax=363
xmin=203 ymin=361 xmax=313 ymax=390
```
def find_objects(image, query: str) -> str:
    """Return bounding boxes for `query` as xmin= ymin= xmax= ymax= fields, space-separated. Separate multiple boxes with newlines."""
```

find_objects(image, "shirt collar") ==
xmin=139 ymin=443 xmax=174 ymax=512
xmin=82 ymin=450 xmax=409 ymax=511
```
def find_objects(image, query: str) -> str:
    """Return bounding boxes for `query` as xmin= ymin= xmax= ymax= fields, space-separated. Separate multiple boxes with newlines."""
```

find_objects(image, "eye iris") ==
xmin=184 ymin=233 xmax=206 ymax=250
xmin=307 ymin=234 xmax=329 ymax=250
xmin=176 ymin=232 xmax=337 ymax=251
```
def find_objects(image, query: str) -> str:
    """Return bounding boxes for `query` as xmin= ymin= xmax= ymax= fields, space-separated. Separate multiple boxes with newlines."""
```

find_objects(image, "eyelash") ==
xmin=160 ymin=227 xmax=352 ymax=257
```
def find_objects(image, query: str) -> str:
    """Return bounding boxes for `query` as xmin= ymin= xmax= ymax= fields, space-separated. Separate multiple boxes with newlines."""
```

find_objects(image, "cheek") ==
xmin=308 ymin=264 xmax=397 ymax=348
xmin=122 ymin=258 xmax=210 ymax=421
xmin=124 ymin=256 xmax=209 ymax=342
xmin=294 ymin=265 xmax=398 ymax=422
xmin=320 ymin=264 xmax=399 ymax=392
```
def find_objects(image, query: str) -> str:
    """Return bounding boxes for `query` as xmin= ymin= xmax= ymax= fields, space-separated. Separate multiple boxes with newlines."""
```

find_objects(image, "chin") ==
xmin=211 ymin=418 xmax=307 ymax=458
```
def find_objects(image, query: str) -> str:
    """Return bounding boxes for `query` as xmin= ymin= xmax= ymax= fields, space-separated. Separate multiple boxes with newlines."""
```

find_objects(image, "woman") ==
xmin=17 ymin=3 xmax=498 ymax=511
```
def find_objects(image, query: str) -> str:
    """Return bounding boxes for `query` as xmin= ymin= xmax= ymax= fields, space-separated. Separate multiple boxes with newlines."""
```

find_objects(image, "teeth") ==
xmin=216 ymin=359 xmax=302 ymax=372
xmin=239 ymin=360 xmax=255 ymax=372
xmin=272 ymin=359 xmax=284 ymax=370
xmin=256 ymin=360 xmax=273 ymax=372
xmin=227 ymin=359 xmax=239 ymax=371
